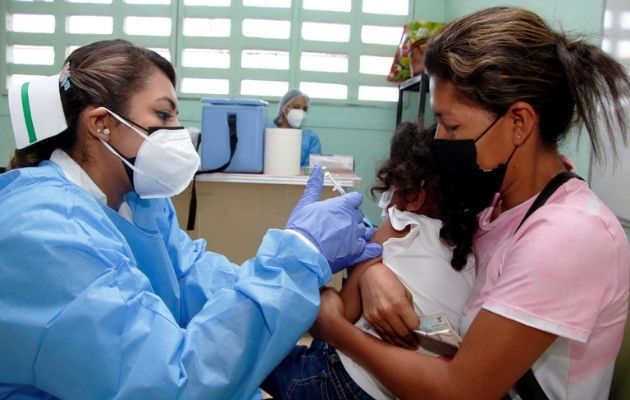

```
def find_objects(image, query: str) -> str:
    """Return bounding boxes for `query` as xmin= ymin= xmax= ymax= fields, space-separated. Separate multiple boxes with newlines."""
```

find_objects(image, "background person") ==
xmin=273 ymin=88 xmax=321 ymax=167
xmin=0 ymin=39 xmax=380 ymax=399
xmin=313 ymin=7 xmax=630 ymax=399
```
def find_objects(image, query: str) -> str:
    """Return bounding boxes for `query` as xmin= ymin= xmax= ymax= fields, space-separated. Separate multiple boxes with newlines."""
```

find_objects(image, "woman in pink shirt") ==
xmin=310 ymin=6 xmax=630 ymax=399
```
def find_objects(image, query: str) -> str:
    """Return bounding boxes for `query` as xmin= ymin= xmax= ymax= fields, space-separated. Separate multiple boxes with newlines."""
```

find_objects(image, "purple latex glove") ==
xmin=286 ymin=166 xmax=382 ymax=274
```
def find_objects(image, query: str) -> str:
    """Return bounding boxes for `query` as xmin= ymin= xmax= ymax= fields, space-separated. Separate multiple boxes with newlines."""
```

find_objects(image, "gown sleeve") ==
xmin=0 ymin=178 xmax=331 ymax=400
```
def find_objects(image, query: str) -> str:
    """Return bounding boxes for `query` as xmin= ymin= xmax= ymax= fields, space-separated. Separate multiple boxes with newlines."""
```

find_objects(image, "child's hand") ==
xmin=310 ymin=288 xmax=346 ymax=342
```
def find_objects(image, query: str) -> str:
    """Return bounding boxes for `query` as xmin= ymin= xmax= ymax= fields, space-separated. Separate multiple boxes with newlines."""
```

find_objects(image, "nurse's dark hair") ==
xmin=371 ymin=122 xmax=477 ymax=271
xmin=9 ymin=39 xmax=176 ymax=169
xmin=425 ymin=6 xmax=630 ymax=160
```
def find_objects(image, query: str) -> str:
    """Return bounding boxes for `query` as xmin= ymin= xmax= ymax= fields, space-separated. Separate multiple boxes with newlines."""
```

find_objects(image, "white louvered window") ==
xmin=3 ymin=0 xmax=414 ymax=103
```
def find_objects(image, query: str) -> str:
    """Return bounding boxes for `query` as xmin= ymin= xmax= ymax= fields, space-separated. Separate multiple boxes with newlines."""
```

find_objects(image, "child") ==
xmin=262 ymin=122 xmax=478 ymax=400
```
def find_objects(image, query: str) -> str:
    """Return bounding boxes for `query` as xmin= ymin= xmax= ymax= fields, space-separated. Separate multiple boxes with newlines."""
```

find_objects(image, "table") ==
xmin=172 ymin=172 xmax=361 ymax=288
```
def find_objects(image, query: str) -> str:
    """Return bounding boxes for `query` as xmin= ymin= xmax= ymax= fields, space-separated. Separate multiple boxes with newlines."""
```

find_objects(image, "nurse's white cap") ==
xmin=8 ymin=74 xmax=68 ymax=149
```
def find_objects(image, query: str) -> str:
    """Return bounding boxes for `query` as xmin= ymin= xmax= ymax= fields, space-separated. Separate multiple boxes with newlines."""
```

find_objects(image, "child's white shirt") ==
xmin=338 ymin=207 xmax=475 ymax=400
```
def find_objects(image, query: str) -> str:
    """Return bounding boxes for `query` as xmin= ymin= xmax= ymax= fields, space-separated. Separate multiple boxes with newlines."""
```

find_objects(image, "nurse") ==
xmin=0 ymin=39 xmax=380 ymax=399
xmin=272 ymin=89 xmax=321 ymax=167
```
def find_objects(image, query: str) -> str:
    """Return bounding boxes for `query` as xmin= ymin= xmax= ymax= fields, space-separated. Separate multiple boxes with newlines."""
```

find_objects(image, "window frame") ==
xmin=2 ymin=0 xmax=415 ymax=106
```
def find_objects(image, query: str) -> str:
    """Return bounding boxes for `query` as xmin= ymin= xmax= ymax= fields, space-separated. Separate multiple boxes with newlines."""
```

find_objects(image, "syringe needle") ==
xmin=324 ymin=171 xmax=346 ymax=195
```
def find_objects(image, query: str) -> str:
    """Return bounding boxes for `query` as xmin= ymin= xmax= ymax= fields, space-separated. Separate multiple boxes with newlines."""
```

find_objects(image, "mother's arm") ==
xmin=315 ymin=293 xmax=557 ymax=399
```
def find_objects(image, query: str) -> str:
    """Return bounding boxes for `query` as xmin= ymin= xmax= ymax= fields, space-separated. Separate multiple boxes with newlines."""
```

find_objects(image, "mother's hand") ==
xmin=359 ymin=263 xmax=420 ymax=349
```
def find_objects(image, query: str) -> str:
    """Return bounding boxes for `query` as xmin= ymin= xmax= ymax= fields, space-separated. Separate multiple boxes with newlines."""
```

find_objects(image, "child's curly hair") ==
xmin=370 ymin=122 xmax=478 ymax=271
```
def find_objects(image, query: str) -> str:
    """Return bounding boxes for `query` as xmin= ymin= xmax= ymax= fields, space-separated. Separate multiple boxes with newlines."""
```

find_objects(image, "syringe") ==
xmin=324 ymin=170 xmax=346 ymax=195
xmin=325 ymin=171 xmax=374 ymax=228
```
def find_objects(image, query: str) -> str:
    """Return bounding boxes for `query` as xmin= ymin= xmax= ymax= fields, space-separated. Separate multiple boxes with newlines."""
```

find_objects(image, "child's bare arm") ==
xmin=370 ymin=218 xmax=398 ymax=245
xmin=339 ymin=258 xmax=383 ymax=322
xmin=339 ymin=219 xmax=401 ymax=323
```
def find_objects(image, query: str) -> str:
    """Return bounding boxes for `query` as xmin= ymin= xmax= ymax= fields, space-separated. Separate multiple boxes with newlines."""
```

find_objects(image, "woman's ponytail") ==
xmin=555 ymin=34 xmax=630 ymax=160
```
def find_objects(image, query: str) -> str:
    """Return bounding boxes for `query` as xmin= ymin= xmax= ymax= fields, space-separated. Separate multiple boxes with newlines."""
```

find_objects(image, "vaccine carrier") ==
xmin=199 ymin=98 xmax=268 ymax=173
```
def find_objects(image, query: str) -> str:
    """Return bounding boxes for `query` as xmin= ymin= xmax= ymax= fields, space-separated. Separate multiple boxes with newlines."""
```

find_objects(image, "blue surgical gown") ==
xmin=299 ymin=128 xmax=321 ymax=167
xmin=0 ymin=161 xmax=331 ymax=399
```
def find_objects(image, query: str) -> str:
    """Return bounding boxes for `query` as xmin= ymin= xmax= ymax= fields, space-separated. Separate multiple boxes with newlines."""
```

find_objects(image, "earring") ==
xmin=103 ymin=128 xmax=111 ymax=136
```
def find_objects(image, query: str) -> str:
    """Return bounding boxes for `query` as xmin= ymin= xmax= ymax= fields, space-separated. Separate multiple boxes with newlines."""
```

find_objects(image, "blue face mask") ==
xmin=430 ymin=116 xmax=517 ymax=213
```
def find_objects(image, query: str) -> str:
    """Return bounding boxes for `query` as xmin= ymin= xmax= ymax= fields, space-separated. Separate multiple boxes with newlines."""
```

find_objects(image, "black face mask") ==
xmin=430 ymin=116 xmax=517 ymax=213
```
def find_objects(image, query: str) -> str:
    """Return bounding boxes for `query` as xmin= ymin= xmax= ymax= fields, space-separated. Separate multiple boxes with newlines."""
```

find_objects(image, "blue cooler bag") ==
xmin=199 ymin=98 xmax=268 ymax=173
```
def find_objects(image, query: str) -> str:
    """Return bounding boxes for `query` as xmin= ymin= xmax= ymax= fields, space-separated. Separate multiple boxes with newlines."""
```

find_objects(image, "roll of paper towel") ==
xmin=264 ymin=127 xmax=302 ymax=175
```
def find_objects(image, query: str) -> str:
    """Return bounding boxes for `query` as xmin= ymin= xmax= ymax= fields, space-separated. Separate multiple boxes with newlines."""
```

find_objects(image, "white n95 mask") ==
xmin=101 ymin=109 xmax=201 ymax=199
xmin=286 ymin=109 xmax=306 ymax=128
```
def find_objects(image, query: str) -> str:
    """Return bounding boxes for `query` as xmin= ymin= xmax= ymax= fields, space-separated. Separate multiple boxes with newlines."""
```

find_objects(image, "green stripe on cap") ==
xmin=20 ymin=82 xmax=37 ymax=144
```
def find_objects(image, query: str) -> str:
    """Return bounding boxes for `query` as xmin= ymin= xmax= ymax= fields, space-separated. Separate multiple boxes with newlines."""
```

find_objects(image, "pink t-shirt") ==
xmin=461 ymin=177 xmax=629 ymax=399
